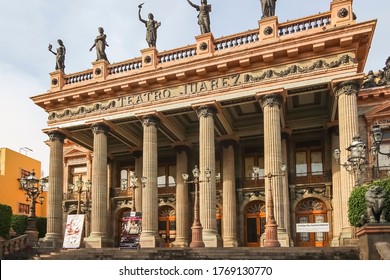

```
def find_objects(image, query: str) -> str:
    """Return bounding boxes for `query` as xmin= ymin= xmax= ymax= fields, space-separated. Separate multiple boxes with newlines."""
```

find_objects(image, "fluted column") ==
xmin=221 ymin=138 xmax=238 ymax=247
xmin=197 ymin=105 xmax=222 ymax=247
xmin=84 ymin=123 xmax=111 ymax=248
xmin=172 ymin=144 xmax=190 ymax=247
xmin=334 ymin=80 xmax=360 ymax=242
xmin=41 ymin=131 xmax=65 ymax=248
xmin=139 ymin=116 xmax=162 ymax=248
xmin=329 ymin=126 xmax=342 ymax=246
xmin=281 ymin=131 xmax=291 ymax=238
xmin=260 ymin=93 xmax=286 ymax=246
xmin=134 ymin=150 xmax=143 ymax=212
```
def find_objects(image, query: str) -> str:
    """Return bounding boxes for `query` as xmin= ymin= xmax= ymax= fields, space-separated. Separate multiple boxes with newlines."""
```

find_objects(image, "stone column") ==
xmin=196 ymin=105 xmax=222 ymax=247
xmin=221 ymin=138 xmax=238 ymax=247
xmin=329 ymin=126 xmax=342 ymax=246
xmin=133 ymin=150 xmax=143 ymax=212
xmin=40 ymin=131 xmax=65 ymax=248
xmin=334 ymin=79 xmax=360 ymax=244
xmin=172 ymin=144 xmax=191 ymax=247
xmin=260 ymin=93 xmax=290 ymax=247
xmin=281 ymin=131 xmax=291 ymax=240
xmin=139 ymin=116 xmax=162 ymax=248
xmin=84 ymin=123 xmax=112 ymax=248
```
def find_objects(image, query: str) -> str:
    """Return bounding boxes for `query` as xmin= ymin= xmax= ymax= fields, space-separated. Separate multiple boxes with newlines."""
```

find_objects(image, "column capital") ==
xmin=132 ymin=149 xmax=143 ymax=159
xmin=333 ymin=79 xmax=361 ymax=97
xmin=259 ymin=93 xmax=284 ymax=110
xmin=141 ymin=115 xmax=160 ymax=127
xmin=46 ymin=130 xmax=66 ymax=143
xmin=217 ymin=135 xmax=239 ymax=148
xmin=195 ymin=105 xmax=217 ymax=118
xmin=172 ymin=141 xmax=192 ymax=153
xmin=281 ymin=128 xmax=292 ymax=140
xmin=91 ymin=123 xmax=110 ymax=135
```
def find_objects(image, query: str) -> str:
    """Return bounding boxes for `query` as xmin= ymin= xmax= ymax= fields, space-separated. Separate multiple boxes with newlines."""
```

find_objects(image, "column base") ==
xmin=84 ymin=235 xmax=113 ymax=248
xmin=223 ymin=236 xmax=238 ymax=247
xmin=331 ymin=236 xmax=341 ymax=247
xmin=171 ymin=238 xmax=189 ymax=248
xmin=276 ymin=230 xmax=291 ymax=247
xmin=139 ymin=232 xmax=164 ymax=248
xmin=203 ymin=230 xmax=223 ymax=247
xmin=39 ymin=233 xmax=64 ymax=249
xmin=339 ymin=228 xmax=358 ymax=247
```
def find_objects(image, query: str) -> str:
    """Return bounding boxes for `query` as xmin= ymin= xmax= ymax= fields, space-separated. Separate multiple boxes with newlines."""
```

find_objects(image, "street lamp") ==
xmin=19 ymin=170 xmax=46 ymax=232
xmin=68 ymin=175 xmax=91 ymax=214
xmin=121 ymin=171 xmax=147 ymax=211
xmin=252 ymin=164 xmax=286 ymax=247
xmin=371 ymin=124 xmax=390 ymax=158
xmin=333 ymin=135 xmax=370 ymax=175
xmin=182 ymin=165 xmax=211 ymax=248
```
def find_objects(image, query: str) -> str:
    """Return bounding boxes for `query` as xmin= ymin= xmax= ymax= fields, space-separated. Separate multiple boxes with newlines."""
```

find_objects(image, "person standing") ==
xmin=187 ymin=0 xmax=212 ymax=34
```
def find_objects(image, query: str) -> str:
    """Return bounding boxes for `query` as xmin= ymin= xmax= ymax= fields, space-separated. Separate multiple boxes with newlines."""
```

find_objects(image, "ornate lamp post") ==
xmin=371 ymin=124 xmax=390 ymax=158
xmin=334 ymin=135 xmax=370 ymax=179
xmin=19 ymin=170 xmax=46 ymax=232
xmin=121 ymin=171 xmax=147 ymax=212
xmin=264 ymin=165 xmax=286 ymax=247
xmin=68 ymin=175 xmax=92 ymax=215
xmin=182 ymin=165 xmax=211 ymax=248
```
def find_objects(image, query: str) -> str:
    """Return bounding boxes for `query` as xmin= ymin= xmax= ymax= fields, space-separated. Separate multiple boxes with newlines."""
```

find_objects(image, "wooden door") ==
xmin=296 ymin=198 xmax=328 ymax=247
xmin=158 ymin=206 xmax=176 ymax=247
xmin=244 ymin=201 xmax=266 ymax=247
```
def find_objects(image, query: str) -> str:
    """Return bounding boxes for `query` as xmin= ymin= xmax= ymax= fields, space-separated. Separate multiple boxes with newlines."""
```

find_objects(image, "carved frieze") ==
xmin=47 ymin=54 xmax=357 ymax=122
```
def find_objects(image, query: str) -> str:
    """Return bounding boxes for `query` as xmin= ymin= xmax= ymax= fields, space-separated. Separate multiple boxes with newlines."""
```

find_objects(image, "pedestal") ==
xmin=356 ymin=223 xmax=390 ymax=260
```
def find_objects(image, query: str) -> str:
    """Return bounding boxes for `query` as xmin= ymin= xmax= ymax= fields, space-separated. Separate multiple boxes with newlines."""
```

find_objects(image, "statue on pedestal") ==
xmin=89 ymin=27 xmax=109 ymax=62
xmin=363 ymin=185 xmax=388 ymax=224
xmin=260 ymin=0 xmax=277 ymax=19
xmin=138 ymin=3 xmax=161 ymax=48
xmin=48 ymin=39 xmax=66 ymax=72
xmin=187 ymin=0 xmax=211 ymax=34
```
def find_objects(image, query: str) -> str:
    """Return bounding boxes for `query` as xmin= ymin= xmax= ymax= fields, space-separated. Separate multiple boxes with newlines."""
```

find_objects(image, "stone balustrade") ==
xmin=0 ymin=235 xmax=28 ymax=259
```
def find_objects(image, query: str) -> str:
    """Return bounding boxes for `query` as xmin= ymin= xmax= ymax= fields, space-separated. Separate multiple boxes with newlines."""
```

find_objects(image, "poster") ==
xmin=63 ymin=214 xmax=85 ymax=249
xmin=120 ymin=211 xmax=142 ymax=248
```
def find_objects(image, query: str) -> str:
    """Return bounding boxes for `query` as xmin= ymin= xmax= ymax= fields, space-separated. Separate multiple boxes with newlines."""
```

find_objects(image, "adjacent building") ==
xmin=31 ymin=0 xmax=389 ymax=249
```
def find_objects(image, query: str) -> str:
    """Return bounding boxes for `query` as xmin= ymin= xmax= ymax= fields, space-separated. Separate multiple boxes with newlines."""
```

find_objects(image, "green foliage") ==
xmin=11 ymin=215 xmax=28 ymax=235
xmin=348 ymin=179 xmax=390 ymax=227
xmin=0 ymin=204 xmax=13 ymax=239
xmin=36 ymin=217 xmax=47 ymax=238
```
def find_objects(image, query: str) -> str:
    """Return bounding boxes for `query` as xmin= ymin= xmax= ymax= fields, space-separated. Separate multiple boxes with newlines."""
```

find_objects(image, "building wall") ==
xmin=0 ymin=148 xmax=47 ymax=217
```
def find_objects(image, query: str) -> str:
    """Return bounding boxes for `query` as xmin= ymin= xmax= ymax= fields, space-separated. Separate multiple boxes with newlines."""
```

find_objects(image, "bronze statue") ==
xmin=261 ymin=0 xmax=277 ymax=19
xmin=363 ymin=185 xmax=387 ymax=224
xmin=187 ymin=0 xmax=211 ymax=34
xmin=48 ymin=39 xmax=66 ymax=72
xmin=89 ymin=27 xmax=109 ymax=62
xmin=138 ymin=3 xmax=161 ymax=48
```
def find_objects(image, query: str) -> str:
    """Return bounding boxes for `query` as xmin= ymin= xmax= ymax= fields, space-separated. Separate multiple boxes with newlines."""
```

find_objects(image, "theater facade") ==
xmin=32 ymin=0 xmax=389 ymax=248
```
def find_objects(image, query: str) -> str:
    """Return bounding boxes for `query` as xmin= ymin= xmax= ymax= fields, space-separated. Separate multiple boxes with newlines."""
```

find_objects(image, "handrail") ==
xmin=278 ymin=11 xmax=331 ymax=36
xmin=158 ymin=45 xmax=197 ymax=64
xmin=0 ymin=235 xmax=28 ymax=259
xmin=108 ymin=58 xmax=142 ymax=75
xmin=65 ymin=69 xmax=94 ymax=85
xmin=214 ymin=29 xmax=259 ymax=51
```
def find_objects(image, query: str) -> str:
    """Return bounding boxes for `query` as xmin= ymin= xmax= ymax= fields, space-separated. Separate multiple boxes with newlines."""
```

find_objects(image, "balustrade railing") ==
xmin=65 ymin=69 xmax=94 ymax=85
xmin=108 ymin=58 xmax=142 ymax=75
xmin=214 ymin=29 xmax=259 ymax=51
xmin=278 ymin=12 xmax=331 ymax=36
xmin=290 ymin=171 xmax=332 ymax=185
xmin=158 ymin=45 xmax=197 ymax=64
xmin=0 ymin=235 xmax=28 ymax=259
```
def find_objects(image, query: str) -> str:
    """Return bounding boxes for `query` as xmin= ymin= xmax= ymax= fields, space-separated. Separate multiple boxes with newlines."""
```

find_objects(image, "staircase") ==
xmin=30 ymin=246 xmax=360 ymax=260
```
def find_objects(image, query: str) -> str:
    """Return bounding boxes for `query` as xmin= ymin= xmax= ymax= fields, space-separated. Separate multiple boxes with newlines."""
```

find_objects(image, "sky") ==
xmin=0 ymin=0 xmax=388 ymax=175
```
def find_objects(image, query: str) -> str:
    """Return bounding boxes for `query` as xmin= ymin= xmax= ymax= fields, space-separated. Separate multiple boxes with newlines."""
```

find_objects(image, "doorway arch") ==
xmin=244 ymin=200 xmax=266 ymax=247
xmin=295 ymin=198 xmax=328 ymax=247
xmin=158 ymin=205 xmax=176 ymax=247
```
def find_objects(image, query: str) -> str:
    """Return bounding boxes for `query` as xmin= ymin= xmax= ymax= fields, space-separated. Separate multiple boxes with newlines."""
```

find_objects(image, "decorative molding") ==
xmin=260 ymin=93 xmax=283 ymax=109
xmin=91 ymin=123 xmax=110 ymax=135
xmin=141 ymin=115 xmax=160 ymax=127
xmin=47 ymin=131 xmax=66 ymax=142
xmin=196 ymin=105 xmax=217 ymax=118
xmin=334 ymin=80 xmax=360 ymax=97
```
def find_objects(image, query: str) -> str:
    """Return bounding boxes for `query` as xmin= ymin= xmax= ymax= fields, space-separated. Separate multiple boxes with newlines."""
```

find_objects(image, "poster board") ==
xmin=296 ymin=222 xmax=329 ymax=233
xmin=120 ymin=211 xmax=142 ymax=248
xmin=63 ymin=214 xmax=85 ymax=249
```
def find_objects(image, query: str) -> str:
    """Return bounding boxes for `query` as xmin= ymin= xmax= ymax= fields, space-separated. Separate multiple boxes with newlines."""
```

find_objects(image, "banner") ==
xmin=63 ymin=214 xmax=85 ymax=248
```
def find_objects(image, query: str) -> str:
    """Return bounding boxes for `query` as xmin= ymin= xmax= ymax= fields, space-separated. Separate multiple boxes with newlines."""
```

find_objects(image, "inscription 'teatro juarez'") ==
xmin=116 ymin=74 xmax=242 ymax=107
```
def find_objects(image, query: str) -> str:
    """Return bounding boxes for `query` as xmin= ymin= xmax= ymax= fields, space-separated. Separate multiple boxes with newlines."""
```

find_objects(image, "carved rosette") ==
xmin=47 ymin=131 xmax=66 ymax=143
xmin=196 ymin=105 xmax=217 ymax=119
xmin=141 ymin=115 xmax=160 ymax=128
xmin=334 ymin=80 xmax=360 ymax=97
xmin=259 ymin=93 xmax=283 ymax=110
xmin=91 ymin=123 xmax=110 ymax=135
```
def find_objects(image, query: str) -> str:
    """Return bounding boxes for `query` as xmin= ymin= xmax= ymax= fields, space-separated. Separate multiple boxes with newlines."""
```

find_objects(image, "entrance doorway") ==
xmin=244 ymin=200 xmax=266 ymax=247
xmin=158 ymin=205 xmax=176 ymax=247
xmin=295 ymin=198 xmax=328 ymax=247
